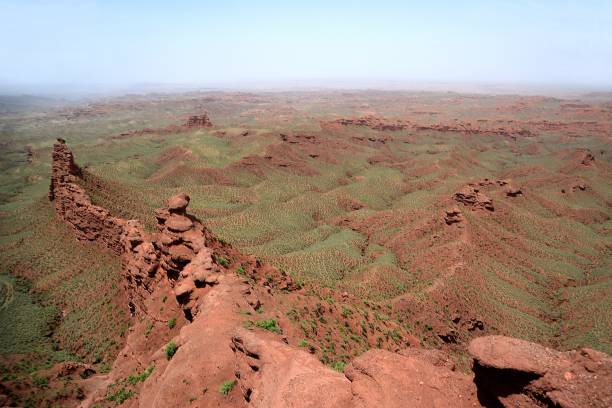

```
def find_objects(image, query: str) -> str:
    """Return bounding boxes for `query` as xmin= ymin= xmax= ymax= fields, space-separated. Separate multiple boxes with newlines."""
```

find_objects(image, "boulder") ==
xmin=165 ymin=214 xmax=194 ymax=232
xmin=469 ymin=335 xmax=612 ymax=408
xmin=167 ymin=193 xmax=190 ymax=213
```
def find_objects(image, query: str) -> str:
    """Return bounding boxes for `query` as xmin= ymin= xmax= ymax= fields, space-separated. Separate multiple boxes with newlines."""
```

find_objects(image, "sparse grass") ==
xmin=215 ymin=256 xmax=229 ymax=268
xmin=31 ymin=374 xmax=49 ymax=388
xmin=255 ymin=319 xmax=282 ymax=334
xmin=168 ymin=318 xmax=177 ymax=329
xmin=127 ymin=365 xmax=154 ymax=385
xmin=107 ymin=387 xmax=134 ymax=405
xmin=219 ymin=379 xmax=236 ymax=395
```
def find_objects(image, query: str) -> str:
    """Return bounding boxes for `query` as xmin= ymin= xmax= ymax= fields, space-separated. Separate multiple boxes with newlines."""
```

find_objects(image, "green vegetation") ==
xmin=215 ymin=256 xmax=229 ymax=268
xmin=31 ymin=374 xmax=49 ymax=388
xmin=219 ymin=379 xmax=237 ymax=395
xmin=107 ymin=387 xmax=134 ymax=405
xmin=255 ymin=319 xmax=282 ymax=334
xmin=165 ymin=341 xmax=178 ymax=360
xmin=127 ymin=365 xmax=155 ymax=385
xmin=168 ymin=317 xmax=177 ymax=329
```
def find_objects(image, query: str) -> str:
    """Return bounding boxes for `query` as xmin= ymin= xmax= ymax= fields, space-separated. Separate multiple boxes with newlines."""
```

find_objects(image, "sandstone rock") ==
xmin=167 ymin=193 xmax=190 ymax=213
xmin=168 ymin=244 xmax=195 ymax=263
xmin=398 ymin=348 xmax=456 ymax=371
xmin=444 ymin=207 xmax=464 ymax=225
xmin=165 ymin=214 xmax=194 ymax=232
xmin=174 ymin=279 xmax=195 ymax=300
xmin=185 ymin=113 xmax=213 ymax=128
xmin=469 ymin=335 xmax=612 ymax=408
xmin=505 ymin=186 xmax=523 ymax=197
xmin=231 ymin=329 xmax=353 ymax=408
xmin=454 ymin=186 xmax=494 ymax=211
xmin=48 ymin=140 xmax=124 ymax=254
xmin=346 ymin=348 xmax=480 ymax=408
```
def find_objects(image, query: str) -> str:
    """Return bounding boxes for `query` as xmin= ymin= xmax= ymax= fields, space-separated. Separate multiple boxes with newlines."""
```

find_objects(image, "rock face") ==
xmin=48 ymin=139 xmax=125 ymax=253
xmin=120 ymin=220 xmax=160 ymax=313
xmin=469 ymin=335 xmax=612 ymax=408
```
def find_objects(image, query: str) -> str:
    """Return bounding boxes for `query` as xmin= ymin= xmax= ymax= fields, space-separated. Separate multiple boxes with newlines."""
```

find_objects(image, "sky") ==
xmin=0 ymin=0 xmax=611 ymax=90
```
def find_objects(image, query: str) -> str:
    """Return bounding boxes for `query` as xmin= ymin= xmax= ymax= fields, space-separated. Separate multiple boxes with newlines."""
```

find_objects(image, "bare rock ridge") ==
xmin=47 ymin=141 xmax=611 ymax=408
xmin=326 ymin=115 xmax=536 ymax=138
xmin=49 ymin=139 xmax=125 ymax=254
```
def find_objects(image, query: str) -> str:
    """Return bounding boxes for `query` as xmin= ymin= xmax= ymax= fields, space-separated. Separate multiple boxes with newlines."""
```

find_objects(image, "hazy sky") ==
xmin=1 ymin=0 xmax=611 ymax=88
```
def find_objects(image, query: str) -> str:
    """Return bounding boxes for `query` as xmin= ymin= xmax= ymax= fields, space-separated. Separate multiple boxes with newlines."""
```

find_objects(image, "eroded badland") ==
xmin=0 ymin=90 xmax=611 ymax=407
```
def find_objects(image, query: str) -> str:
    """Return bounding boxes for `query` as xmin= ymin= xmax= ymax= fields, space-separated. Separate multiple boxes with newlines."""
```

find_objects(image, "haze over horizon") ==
xmin=1 ymin=0 xmax=611 ymax=93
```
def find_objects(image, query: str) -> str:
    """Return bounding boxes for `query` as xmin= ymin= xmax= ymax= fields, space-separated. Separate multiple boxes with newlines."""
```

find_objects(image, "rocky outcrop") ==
xmin=231 ymin=331 xmax=612 ymax=408
xmin=505 ymin=186 xmax=523 ymax=197
xmin=331 ymin=116 xmax=408 ymax=132
xmin=346 ymin=348 xmax=480 ymax=408
xmin=185 ymin=113 xmax=213 ymax=128
xmin=48 ymin=139 xmax=125 ymax=254
xmin=154 ymin=193 xmax=223 ymax=319
xmin=469 ymin=335 xmax=612 ymax=408
xmin=454 ymin=186 xmax=494 ymax=211
xmin=231 ymin=329 xmax=481 ymax=408
xmin=231 ymin=329 xmax=353 ymax=407
xmin=325 ymin=116 xmax=535 ymax=138
xmin=120 ymin=220 xmax=160 ymax=313
xmin=444 ymin=206 xmax=464 ymax=225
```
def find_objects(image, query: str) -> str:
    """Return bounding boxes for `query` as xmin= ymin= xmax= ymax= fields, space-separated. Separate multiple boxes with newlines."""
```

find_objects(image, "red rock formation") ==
xmin=185 ymin=113 xmax=213 ymax=128
xmin=331 ymin=115 xmax=409 ymax=131
xmin=454 ymin=186 xmax=494 ymax=211
xmin=48 ymin=139 xmax=125 ymax=254
xmin=231 ymin=329 xmax=354 ymax=407
xmin=469 ymin=335 xmax=612 ymax=408
xmin=154 ymin=193 xmax=222 ymax=319
xmin=326 ymin=116 xmax=536 ymax=138
xmin=231 ymin=329 xmax=481 ymax=408
xmin=444 ymin=207 xmax=464 ymax=225
xmin=120 ymin=220 xmax=160 ymax=314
